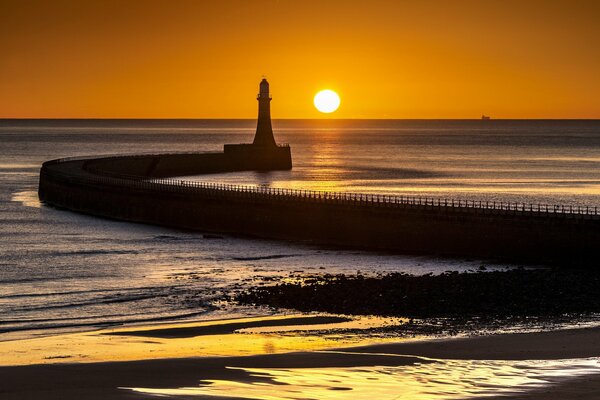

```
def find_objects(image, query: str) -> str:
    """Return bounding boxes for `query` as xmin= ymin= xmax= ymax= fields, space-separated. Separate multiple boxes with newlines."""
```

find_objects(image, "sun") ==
xmin=314 ymin=90 xmax=340 ymax=113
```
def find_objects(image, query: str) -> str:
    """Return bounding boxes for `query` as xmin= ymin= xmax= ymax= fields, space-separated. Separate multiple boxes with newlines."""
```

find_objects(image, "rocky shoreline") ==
xmin=235 ymin=269 xmax=600 ymax=318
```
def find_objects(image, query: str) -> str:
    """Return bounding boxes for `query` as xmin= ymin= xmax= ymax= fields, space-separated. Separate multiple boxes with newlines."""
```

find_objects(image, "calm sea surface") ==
xmin=1 ymin=119 xmax=600 ymax=339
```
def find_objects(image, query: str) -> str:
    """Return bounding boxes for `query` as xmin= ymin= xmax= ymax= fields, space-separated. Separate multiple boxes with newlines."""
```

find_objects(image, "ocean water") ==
xmin=1 ymin=119 xmax=600 ymax=339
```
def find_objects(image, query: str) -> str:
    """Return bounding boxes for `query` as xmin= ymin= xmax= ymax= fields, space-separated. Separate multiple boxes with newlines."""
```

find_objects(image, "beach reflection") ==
xmin=127 ymin=355 xmax=600 ymax=399
xmin=0 ymin=314 xmax=406 ymax=365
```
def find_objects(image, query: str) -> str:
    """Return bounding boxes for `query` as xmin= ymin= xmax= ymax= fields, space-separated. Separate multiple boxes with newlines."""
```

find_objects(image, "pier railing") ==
xmin=43 ymin=156 xmax=600 ymax=219
xmin=144 ymin=177 xmax=600 ymax=217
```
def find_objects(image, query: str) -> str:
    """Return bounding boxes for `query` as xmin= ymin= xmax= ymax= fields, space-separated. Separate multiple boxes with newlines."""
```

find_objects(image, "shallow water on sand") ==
xmin=127 ymin=355 xmax=600 ymax=400
xmin=1 ymin=119 xmax=600 ymax=338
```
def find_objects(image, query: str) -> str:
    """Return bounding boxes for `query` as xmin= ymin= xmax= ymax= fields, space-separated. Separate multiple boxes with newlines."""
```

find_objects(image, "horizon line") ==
xmin=1 ymin=117 xmax=600 ymax=121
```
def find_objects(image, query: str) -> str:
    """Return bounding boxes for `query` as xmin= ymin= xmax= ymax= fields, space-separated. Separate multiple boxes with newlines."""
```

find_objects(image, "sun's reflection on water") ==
xmin=11 ymin=190 xmax=42 ymax=208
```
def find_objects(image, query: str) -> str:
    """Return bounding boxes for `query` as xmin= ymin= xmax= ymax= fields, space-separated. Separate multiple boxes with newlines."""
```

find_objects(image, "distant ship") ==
xmin=481 ymin=115 xmax=491 ymax=120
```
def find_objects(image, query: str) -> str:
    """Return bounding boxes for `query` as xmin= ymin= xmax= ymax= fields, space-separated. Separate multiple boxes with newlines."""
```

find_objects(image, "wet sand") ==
xmin=1 ymin=316 xmax=600 ymax=399
xmin=345 ymin=325 xmax=600 ymax=360
xmin=503 ymin=376 xmax=600 ymax=400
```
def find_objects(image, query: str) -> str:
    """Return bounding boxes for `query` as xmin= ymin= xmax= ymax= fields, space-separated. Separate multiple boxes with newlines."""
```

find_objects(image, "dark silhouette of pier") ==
xmin=38 ymin=80 xmax=600 ymax=267
xmin=39 ymin=152 xmax=600 ymax=267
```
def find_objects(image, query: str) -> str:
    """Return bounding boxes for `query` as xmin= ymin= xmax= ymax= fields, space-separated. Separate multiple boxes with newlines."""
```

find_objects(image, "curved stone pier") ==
xmin=38 ymin=150 xmax=600 ymax=267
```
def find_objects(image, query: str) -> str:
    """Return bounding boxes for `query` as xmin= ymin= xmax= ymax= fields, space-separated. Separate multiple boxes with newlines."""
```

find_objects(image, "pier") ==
xmin=39 ymin=151 xmax=600 ymax=266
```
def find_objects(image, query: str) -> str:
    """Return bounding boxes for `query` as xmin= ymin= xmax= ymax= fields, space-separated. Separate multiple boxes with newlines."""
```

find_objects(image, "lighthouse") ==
xmin=223 ymin=78 xmax=292 ymax=170
xmin=253 ymin=78 xmax=276 ymax=147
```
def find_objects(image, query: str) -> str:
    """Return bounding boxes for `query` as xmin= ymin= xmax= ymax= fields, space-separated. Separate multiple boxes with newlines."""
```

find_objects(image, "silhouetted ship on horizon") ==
xmin=481 ymin=115 xmax=491 ymax=120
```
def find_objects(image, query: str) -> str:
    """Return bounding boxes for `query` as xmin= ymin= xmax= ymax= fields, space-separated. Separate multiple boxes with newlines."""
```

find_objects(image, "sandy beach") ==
xmin=2 ymin=315 xmax=600 ymax=399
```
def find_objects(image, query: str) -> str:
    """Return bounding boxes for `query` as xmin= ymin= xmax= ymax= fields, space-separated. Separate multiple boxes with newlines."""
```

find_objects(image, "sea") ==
xmin=2 ymin=119 xmax=600 ymax=340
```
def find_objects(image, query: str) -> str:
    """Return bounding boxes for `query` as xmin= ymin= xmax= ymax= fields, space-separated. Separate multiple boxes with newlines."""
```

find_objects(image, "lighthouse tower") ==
xmin=253 ymin=78 xmax=276 ymax=147
xmin=223 ymin=78 xmax=291 ymax=170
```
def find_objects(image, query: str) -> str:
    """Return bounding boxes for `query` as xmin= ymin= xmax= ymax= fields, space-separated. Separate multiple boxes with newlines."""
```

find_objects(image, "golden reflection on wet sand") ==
xmin=0 ymin=314 xmax=405 ymax=366
xmin=4 ymin=314 xmax=600 ymax=399
xmin=126 ymin=356 xmax=600 ymax=400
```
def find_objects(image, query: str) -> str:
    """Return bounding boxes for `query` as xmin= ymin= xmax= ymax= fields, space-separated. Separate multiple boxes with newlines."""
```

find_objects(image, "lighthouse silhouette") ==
xmin=253 ymin=78 xmax=276 ymax=147
xmin=222 ymin=78 xmax=292 ymax=170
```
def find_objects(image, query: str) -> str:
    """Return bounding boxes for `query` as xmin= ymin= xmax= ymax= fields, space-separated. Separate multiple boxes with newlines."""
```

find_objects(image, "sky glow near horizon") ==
xmin=1 ymin=0 xmax=599 ymax=119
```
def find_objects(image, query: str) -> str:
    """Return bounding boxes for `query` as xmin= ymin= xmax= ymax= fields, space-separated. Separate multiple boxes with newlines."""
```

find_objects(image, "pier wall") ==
xmin=82 ymin=145 xmax=291 ymax=178
xmin=39 ymin=152 xmax=600 ymax=267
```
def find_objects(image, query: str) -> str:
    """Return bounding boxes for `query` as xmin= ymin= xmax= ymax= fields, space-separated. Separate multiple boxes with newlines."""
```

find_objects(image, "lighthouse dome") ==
xmin=259 ymin=78 xmax=269 ymax=93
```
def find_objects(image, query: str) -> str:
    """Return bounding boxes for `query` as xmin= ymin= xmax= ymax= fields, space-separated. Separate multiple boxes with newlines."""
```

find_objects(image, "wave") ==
xmin=0 ymin=275 xmax=114 ymax=285
xmin=0 ymin=285 xmax=181 ymax=300
xmin=3 ymin=291 xmax=177 ymax=313
xmin=153 ymin=234 xmax=184 ymax=241
xmin=0 ymin=310 xmax=210 ymax=335
xmin=232 ymin=254 xmax=301 ymax=261
xmin=65 ymin=249 xmax=140 ymax=256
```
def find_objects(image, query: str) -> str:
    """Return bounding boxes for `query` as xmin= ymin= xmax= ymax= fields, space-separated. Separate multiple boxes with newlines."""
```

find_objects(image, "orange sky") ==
xmin=1 ymin=0 xmax=599 ymax=119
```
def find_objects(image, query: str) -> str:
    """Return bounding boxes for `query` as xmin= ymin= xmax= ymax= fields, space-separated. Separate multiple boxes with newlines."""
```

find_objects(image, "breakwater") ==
xmin=39 ymin=151 xmax=600 ymax=267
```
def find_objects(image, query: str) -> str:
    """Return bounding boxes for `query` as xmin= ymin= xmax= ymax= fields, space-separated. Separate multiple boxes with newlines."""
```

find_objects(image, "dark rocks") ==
xmin=235 ymin=269 xmax=600 ymax=318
